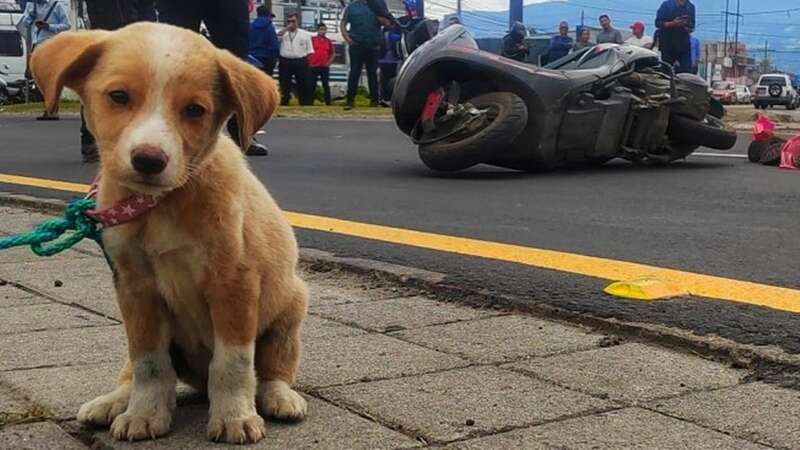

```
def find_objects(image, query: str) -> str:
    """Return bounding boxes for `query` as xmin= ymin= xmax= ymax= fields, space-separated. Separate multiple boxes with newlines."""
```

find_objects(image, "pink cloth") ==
xmin=753 ymin=116 xmax=776 ymax=141
xmin=779 ymin=134 xmax=800 ymax=170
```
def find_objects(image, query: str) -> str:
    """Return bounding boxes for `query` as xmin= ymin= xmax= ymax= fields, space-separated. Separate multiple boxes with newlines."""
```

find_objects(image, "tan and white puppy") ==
xmin=31 ymin=23 xmax=308 ymax=444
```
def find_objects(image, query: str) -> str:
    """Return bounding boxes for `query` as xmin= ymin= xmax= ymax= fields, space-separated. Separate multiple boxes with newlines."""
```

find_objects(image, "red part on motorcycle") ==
xmin=421 ymin=88 xmax=445 ymax=133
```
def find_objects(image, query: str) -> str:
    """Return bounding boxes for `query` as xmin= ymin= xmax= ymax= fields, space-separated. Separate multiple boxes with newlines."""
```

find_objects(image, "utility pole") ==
xmin=510 ymin=0 xmax=523 ymax=29
xmin=456 ymin=0 xmax=461 ymax=17
xmin=580 ymin=10 xmax=584 ymax=27
xmin=733 ymin=0 xmax=741 ymax=79
xmin=723 ymin=0 xmax=729 ymax=58
xmin=763 ymin=40 xmax=769 ymax=73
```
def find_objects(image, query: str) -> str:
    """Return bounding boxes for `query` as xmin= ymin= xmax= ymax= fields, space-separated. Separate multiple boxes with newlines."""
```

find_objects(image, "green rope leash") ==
xmin=0 ymin=198 xmax=103 ymax=257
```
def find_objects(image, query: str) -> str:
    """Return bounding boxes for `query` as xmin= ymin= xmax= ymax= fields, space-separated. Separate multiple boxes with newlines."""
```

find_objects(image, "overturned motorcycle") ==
xmin=391 ymin=25 xmax=737 ymax=172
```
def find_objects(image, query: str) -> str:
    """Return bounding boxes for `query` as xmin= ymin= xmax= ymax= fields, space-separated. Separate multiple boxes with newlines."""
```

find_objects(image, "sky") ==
xmin=426 ymin=0 xmax=800 ymax=74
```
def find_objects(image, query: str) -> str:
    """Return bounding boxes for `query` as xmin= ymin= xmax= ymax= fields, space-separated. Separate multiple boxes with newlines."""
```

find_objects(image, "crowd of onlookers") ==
xmin=249 ymin=0 xmax=400 ymax=110
xmin=503 ymin=0 xmax=699 ymax=75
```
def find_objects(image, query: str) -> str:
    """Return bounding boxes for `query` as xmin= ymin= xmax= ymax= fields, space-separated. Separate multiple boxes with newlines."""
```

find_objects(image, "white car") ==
xmin=0 ymin=7 xmax=26 ymax=84
xmin=753 ymin=74 xmax=799 ymax=110
xmin=735 ymin=85 xmax=751 ymax=104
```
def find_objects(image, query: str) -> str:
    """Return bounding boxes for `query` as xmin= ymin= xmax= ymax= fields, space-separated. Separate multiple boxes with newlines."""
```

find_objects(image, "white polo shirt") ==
xmin=279 ymin=29 xmax=314 ymax=59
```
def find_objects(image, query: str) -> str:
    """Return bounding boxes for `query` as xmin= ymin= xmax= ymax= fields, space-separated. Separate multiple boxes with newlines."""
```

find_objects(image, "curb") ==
xmin=2 ymin=192 xmax=799 ymax=382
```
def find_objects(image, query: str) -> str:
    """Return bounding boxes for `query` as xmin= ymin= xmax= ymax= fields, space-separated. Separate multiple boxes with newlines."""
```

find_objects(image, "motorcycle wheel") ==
xmin=419 ymin=92 xmax=528 ymax=172
xmin=666 ymin=115 xmax=737 ymax=151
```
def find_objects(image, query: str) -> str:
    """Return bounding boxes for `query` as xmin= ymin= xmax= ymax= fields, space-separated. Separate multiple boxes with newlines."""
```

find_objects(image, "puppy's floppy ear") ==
xmin=216 ymin=50 xmax=279 ymax=151
xmin=31 ymin=30 xmax=110 ymax=114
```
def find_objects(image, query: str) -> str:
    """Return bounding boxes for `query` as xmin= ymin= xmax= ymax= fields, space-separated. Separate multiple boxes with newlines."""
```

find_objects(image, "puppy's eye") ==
xmin=109 ymin=90 xmax=129 ymax=105
xmin=184 ymin=104 xmax=206 ymax=118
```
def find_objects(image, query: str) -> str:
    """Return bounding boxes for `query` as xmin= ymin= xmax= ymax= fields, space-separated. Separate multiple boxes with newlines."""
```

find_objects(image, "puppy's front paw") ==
xmin=207 ymin=414 xmax=266 ymax=444
xmin=77 ymin=387 xmax=130 ymax=426
xmin=110 ymin=412 xmax=171 ymax=441
xmin=259 ymin=381 xmax=307 ymax=422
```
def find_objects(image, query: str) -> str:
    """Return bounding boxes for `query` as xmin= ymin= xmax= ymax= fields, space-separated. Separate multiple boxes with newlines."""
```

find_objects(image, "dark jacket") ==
xmin=655 ymin=0 xmax=695 ymax=54
xmin=85 ymin=0 xmax=155 ymax=30
xmin=249 ymin=16 xmax=280 ymax=59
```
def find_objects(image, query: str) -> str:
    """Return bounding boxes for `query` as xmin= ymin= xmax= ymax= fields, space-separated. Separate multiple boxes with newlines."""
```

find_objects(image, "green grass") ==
xmin=0 ymin=99 xmax=392 ymax=119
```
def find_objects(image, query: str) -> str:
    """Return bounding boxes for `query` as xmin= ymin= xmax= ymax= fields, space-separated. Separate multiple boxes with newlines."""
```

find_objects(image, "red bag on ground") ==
xmin=752 ymin=116 xmax=776 ymax=141
xmin=779 ymin=134 xmax=800 ymax=170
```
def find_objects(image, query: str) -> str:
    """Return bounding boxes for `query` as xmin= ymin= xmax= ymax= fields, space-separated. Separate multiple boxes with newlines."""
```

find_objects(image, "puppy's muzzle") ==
xmin=131 ymin=146 xmax=169 ymax=175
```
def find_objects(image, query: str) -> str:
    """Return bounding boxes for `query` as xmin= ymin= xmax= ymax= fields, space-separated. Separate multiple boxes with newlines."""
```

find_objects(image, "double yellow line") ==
xmin=2 ymin=172 xmax=800 ymax=314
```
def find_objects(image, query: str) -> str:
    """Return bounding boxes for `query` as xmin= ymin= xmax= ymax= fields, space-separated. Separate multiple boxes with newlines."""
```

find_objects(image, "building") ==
xmin=699 ymin=41 xmax=755 ymax=86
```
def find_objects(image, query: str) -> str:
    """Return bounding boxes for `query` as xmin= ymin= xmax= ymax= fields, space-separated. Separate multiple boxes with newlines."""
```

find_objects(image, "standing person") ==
xmin=278 ymin=13 xmax=314 ymax=106
xmin=158 ymin=0 xmax=269 ymax=156
xmin=501 ymin=21 xmax=528 ymax=62
xmin=378 ymin=24 xmax=401 ymax=106
xmin=596 ymin=14 xmax=623 ymax=44
xmin=573 ymin=27 xmax=592 ymax=52
xmin=625 ymin=22 xmax=653 ymax=48
xmin=690 ymin=34 xmax=700 ymax=74
xmin=249 ymin=4 xmax=279 ymax=77
xmin=77 ymin=0 xmax=156 ymax=163
xmin=309 ymin=23 xmax=335 ymax=105
xmin=17 ymin=0 xmax=71 ymax=121
xmin=655 ymin=0 xmax=695 ymax=74
xmin=546 ymin=21 xmax=573 ymax=63
xmin=341 ymin=0 xmax=382 ymax=110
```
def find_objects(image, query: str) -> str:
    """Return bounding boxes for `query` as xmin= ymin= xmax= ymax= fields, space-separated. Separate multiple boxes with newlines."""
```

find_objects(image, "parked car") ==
xmin=711 ymin=81 xmax=736 ymax=104
xmin=753 ymin=74 xmax=799 ymax=110
xmin=0 ymin=8 xmax=26 ymax=85
xmin=735 ymin=85 xmax=751 ymax=104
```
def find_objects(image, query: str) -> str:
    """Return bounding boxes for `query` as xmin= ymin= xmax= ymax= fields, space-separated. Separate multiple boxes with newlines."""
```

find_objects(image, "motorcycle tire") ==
xmin=666 ymin=115 xmax=737 ymax=151
xmin=419 ymin=92 xmax=528 ymax=172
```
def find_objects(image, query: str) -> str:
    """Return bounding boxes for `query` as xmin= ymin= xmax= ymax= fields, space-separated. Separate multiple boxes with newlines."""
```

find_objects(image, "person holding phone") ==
xmin=17 ymin=0 xmax=71 ymax=120
xmin=655 ymin=0 xmax=695 ymax=74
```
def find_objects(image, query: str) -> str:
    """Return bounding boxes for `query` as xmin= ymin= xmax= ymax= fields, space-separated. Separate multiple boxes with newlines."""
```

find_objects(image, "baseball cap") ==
xmin=559 ymin=21 xmax=569 ymax=28
xmin=630 ymin=21 xmax=645 ymax=30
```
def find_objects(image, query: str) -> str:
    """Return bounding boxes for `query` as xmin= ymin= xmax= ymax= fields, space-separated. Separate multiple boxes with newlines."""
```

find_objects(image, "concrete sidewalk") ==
xmin=0 ymin=205 xmax=798 ymax=449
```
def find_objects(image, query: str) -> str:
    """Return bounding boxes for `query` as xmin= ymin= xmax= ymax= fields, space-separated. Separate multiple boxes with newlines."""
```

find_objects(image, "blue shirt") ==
xmin=249 ymin=16 xmax=280 ymax=59
xmin=690 ymin=36 xmax=700 ymax=67
xmin=17 ymin=0 xmax=71 ymax=46
xmin=655 ymin=0 xmax=695 ymax=54
xmin=547 ymin=35 xmax=573 ymax=62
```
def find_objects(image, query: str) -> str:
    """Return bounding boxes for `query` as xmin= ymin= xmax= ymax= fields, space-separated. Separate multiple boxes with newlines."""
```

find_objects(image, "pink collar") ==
xmin=83 ymin=177 xmax=159 ymax=227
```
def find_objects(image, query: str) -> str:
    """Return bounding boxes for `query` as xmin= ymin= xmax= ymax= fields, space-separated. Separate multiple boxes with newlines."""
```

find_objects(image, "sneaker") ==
xmin=81 ymin=144 xmax=99 ymax=163
xmin=246 ymin=142 xmax=268 ymax=156
xmin=343 ymin=102 xmax=355 ymax=111
xmin=379 ymin=100 xmax=391 ymax=108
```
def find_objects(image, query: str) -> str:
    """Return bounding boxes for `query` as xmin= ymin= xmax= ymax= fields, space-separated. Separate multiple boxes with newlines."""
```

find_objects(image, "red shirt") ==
xmin=309 ymin=35 xmax=334 ymax=68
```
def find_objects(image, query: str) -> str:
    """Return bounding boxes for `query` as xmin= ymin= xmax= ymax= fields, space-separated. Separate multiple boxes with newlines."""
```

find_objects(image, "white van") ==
xmin=0 ymin=5 xmax=26 ymax=83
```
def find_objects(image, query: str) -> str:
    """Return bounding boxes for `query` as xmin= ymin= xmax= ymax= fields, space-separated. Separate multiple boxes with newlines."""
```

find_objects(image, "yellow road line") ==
xmin=2 ymin=173 xmax=800 ymax=313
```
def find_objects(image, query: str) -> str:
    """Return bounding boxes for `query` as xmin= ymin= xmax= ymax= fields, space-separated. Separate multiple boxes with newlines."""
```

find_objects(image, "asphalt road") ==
xmin=3 ymin=115 xmax=800 ymax=354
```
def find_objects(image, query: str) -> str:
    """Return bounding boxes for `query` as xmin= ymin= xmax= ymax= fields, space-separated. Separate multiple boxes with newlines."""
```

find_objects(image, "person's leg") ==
xmin=309 ymin=68 xmax=320 ymax=105
xmin=298 ymin=61 xmax=312 ymax=106
xmin=676 ymin=51 xmax=693 ymax=74
xmin=279 ymin=59 xmax=292 ymax=106
xmin=364 ymin=46 xmax=380 ymax=106
xmin=80 ymin=107 xmax=99 ymax=163
xmin=346 ymin=45 xmax=366 ymax=107
xmin=321 ymin=68 xmax=331 ymax=105
xmin=660 ymin=49 xmax=677 ymax=70
xmin=264 ymin=58 xmax=277 ymax=78
xmin=287 ymin=59 xmax=301 ymax=104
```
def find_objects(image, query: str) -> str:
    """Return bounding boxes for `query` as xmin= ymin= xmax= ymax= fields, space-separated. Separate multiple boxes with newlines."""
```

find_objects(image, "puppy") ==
xmin=31 ymin=23 xmax=308 ymax=444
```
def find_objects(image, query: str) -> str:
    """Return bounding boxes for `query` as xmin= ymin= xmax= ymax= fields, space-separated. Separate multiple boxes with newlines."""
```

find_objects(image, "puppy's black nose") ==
xmin=131 ymin=146 xmax=168 ymax=175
